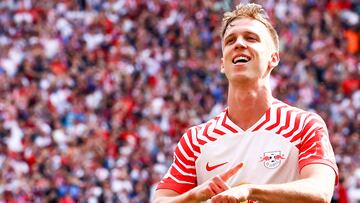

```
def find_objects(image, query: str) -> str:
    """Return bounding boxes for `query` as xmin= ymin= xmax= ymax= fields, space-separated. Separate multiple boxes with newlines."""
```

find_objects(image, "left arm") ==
xmin=211 ymin=163 xmax=336 ymax=203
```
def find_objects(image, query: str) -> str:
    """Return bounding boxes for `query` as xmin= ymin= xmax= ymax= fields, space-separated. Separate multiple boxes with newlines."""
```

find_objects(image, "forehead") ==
xmin=224 ymin=17 xmax=271 ymax=38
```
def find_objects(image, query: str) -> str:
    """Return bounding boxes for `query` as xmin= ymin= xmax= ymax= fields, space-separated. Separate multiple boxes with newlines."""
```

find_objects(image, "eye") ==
xmin=225 ymin=37 xmax=235 ymax=45
xmin=245 ymin=35 xmax=258 ymax=42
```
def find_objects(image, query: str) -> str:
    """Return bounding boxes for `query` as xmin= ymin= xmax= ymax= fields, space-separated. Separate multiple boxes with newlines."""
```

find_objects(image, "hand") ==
xmin=189 ymin=163 xmax=244 ymax=202
xmin=211 ymin=184 xmax=251 ymax=203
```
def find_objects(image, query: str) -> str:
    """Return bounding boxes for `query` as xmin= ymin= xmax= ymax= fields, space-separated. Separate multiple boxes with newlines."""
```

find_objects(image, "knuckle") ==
xmin=213 ymin=175 xmax=221 ymax=180
xmin=205 ymin=187 xmax=211 ymax=193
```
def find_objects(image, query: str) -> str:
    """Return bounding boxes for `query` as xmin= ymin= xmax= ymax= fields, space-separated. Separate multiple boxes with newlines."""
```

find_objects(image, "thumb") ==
xmin=219 ymin=162 xmax=244 ymax=181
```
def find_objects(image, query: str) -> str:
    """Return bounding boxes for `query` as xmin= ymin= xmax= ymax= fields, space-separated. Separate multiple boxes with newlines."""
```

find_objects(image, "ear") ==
xmin=269 ymin=52 xmax=280 ymax=69
xmin=220 ymin=57 xmax=225 ymax=73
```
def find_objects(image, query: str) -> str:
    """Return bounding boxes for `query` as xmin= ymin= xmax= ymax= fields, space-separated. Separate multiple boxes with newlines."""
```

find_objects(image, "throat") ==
xmin=227 ymin=88 xmax=272 ymax=131
xmin=228 ymin=107 xmax=267 ymax=131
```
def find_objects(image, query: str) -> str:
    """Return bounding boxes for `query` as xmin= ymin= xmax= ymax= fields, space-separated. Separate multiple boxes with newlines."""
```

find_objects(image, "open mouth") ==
xmin=232 ymin=55 xmax=251 ymax=64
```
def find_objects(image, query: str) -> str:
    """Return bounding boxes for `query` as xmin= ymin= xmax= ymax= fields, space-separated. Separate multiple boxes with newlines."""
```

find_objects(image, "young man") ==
xmin=153 ymin=3 xmax=338 ymax=203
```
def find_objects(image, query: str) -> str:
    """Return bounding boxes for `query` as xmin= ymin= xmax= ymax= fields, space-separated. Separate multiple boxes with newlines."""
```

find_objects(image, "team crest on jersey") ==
xmin=259 ymin=151 xmax=286 ymax=169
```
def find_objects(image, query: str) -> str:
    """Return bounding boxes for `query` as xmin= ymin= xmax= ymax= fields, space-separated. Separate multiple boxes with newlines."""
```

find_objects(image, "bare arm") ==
xmin=211 ymin=164 xmax=336 ymax=203
xmin=152 ymin=189 xmax=194 ymax=203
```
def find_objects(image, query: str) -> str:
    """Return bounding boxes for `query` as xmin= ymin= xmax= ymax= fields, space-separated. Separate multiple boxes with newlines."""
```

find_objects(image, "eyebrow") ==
xmin=224 ymin=30 xmax=260 ymax=41
xmin=224 ymin=33 xmax=235 ymax=42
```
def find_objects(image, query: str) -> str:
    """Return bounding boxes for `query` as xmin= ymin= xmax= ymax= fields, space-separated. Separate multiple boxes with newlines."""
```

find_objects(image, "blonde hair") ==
xmin=221 ymin=3 xmax=279 ymax=52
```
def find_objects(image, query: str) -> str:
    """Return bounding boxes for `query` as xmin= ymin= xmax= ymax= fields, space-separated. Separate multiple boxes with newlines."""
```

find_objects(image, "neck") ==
xmin=227 ymin=80 xmax=273 ymax=131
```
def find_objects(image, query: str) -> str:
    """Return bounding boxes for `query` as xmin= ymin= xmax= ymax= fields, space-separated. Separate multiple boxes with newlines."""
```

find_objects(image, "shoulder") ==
xmin=277 ymin=100 xmax=325 ymax=121
xmin=273 ymin=99 xmax=306 ymax=113
xmin=274 ymin=100 xmax=327 ymax=130
xmin=183 ymin=109 xmax=227 ymax=135
xmin=179 ymin=109 xmax=227 ymax=146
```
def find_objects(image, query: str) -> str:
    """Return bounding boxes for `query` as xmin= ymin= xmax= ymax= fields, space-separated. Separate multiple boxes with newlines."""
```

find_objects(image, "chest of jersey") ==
xmin=195 ymin=130 xmax=300 ymax=186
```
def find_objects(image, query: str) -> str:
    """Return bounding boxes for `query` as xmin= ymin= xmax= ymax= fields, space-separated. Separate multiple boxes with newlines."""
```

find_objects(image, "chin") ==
xmin=228 ymin=75 xmax=254 ymax=84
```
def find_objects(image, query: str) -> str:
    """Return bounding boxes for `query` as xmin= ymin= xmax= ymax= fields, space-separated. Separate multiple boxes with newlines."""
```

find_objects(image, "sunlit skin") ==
xmin=221 ymin=18 xmax=280 ymax=131
xmin=153 ymin=16 xmax=336 ymax=203
xmin=221 ymin=17 xmax=279 ymax=85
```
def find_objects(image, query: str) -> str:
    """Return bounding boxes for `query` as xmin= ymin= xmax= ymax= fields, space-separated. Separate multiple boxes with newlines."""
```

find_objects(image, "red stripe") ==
xmin=301 ymin=133 xmax=320 ymax=148
xmin=187 ymin=130 xmax=200 ymax=153
xmin=222 ymin=113 xmax=238 ymax=133
xmin=203 ymin=122 xmax=217 ymax=141
xmin=302 ymin=128 xmax=326 ymax=146
xmin=197 ymin=137 xmax=207 ymax=145
xmin=213 ymin=115 xmax=226 ymax=135
xmin=252 ymin=108 xmax=271 ymax=132
xmin=157 ymin=178 xmax=195 ymax=194
xmin=291 ymin=128 xmax=315 ymax=143
xmin=266 ymin=105 xmax=286 ymax=130
xmin=282 ymin=112 xmax=307 ymax=138
xmin=276 ymin=109 xmax=296 ymax=134
xmin=213 ymin=128 xmax=225 ymax=135
xmin=296 ymin=117 xmax=321 ymax=141
xmin=160 ymin=175 xmax=196 ymax=187
xmin=173 ymin=158 xmax=196 ymax=174
xmin=299 ymin=132 xmax=324 ymax=159
xmin=174 ymin=147 xmax=194 ymax=166
xmin=179 ymin=136 xmax=195 ymax=159
xmin=299 ymin=137 xmax=324 ymax=159
xmin=168 ymin=165 xmax=196 ymax=183
xmin=214 ymin=129 xmax=225 ymax=135
xmin=289 ymin=116 xmax=319 ymax=143
xmin=299 ymin=144 xmax=317 ymax=160
xmin=195 ymin=125 xmax=207 ymax=146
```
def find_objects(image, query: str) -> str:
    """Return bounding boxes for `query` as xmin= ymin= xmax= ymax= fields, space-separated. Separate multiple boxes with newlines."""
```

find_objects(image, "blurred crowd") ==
xmin=0 ymin=0 xmax=359 ymax=202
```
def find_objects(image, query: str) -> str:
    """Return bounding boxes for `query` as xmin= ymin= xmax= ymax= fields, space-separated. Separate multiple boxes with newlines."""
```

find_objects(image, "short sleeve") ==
xmin=298 ymin=113 xmax=339 ymax=184
xmin=156 ymin=131 xmax=198 ymax=194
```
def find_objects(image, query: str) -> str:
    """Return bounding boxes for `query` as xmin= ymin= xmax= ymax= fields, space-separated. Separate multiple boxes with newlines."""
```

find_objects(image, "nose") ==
xmin=235 ymin=37 xmax=247 ymax=49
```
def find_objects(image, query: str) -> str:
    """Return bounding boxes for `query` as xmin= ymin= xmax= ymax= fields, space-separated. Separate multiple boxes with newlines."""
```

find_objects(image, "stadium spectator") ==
xmin=0 ymin=0 xmax=358 ymax=202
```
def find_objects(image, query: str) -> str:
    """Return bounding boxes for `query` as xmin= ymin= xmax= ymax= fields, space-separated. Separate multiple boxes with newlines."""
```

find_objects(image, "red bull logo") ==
xmin=259 ymin=151 xmax=286 ymax=169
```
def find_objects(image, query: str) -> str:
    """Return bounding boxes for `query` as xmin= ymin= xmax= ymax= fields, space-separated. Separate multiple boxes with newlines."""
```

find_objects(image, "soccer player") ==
xmin=153 ymin=3 xmax=338 ymax=203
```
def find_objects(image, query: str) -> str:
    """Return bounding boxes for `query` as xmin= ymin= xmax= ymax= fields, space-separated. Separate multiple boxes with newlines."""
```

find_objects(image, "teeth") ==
xmin=233 ymin=55 xmax=250 ymax=64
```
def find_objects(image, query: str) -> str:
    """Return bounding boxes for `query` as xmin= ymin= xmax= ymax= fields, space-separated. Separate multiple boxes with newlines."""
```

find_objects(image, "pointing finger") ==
xmin=213 ymin=176 xmax=230 ymax=190
xmin=220 ymin=162 xmax=244 ymax=181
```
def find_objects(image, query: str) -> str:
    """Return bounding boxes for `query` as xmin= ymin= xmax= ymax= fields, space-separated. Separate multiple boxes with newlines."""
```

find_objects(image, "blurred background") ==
xmin=0 ymin=0 xmax=359 ymax=202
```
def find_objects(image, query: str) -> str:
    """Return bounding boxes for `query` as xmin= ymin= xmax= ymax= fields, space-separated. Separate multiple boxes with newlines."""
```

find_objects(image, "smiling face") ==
xmin=221 ymin=18 xmax=279 ymax=84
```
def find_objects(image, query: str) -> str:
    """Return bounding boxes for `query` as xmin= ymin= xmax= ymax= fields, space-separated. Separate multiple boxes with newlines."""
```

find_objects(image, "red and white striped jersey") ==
xmin=156 ymin=99 xmax=338 ymax=195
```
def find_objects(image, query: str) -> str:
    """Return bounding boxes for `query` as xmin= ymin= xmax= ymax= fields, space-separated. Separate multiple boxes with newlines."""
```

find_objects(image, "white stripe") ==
xmin=198 ymin=122 xmax=218 ymax=142
xmin=271 ymin=106 xmax=290 ymax=132
xmin=195 ymin=136 xmax=208 ymax=147
xmin=299 ymin=142 xmax=317 ymax=158
xmin=292 ymin=138 xmax=301 ymax=146
xmin=189 ymin=127 xmax=202 ymax=149
xmin=300 ymin=125 xmax=318 ymax=143
xmin=168 ymin=173 xmax=195 ymax=185
xmin=184 ymin=133 xmax=200 ymax=157
xmin=213 ymin=112 xmax=229 ymax=135
xmin=174 ymin=154 xmax=196 ymax=169
xmin=300 ymin=120 xmax=323 ymax=142
xmin=214 ymin=112 xmax=237 ymax=134
xmin=310 ymin=113 xmax=327 ymax=126
xmin=178 ymin=142 xmax=195 ymax=162
xmin=207 ymin=120 xmax=220 ymax=137
xmin=299 ymin=151 xmax=317 ymax=162
xmin=284 ymin=112 xmax=307 ymax=141
xmin=173 ymin=163 xmax=196 ymax=177
xmin=281 ymin=107 xmax=303 ymax=133
xmin=261 ymin=105 xmax=278 ymax=129
xmin=280 ymin=109 xmax=298 ymax=134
